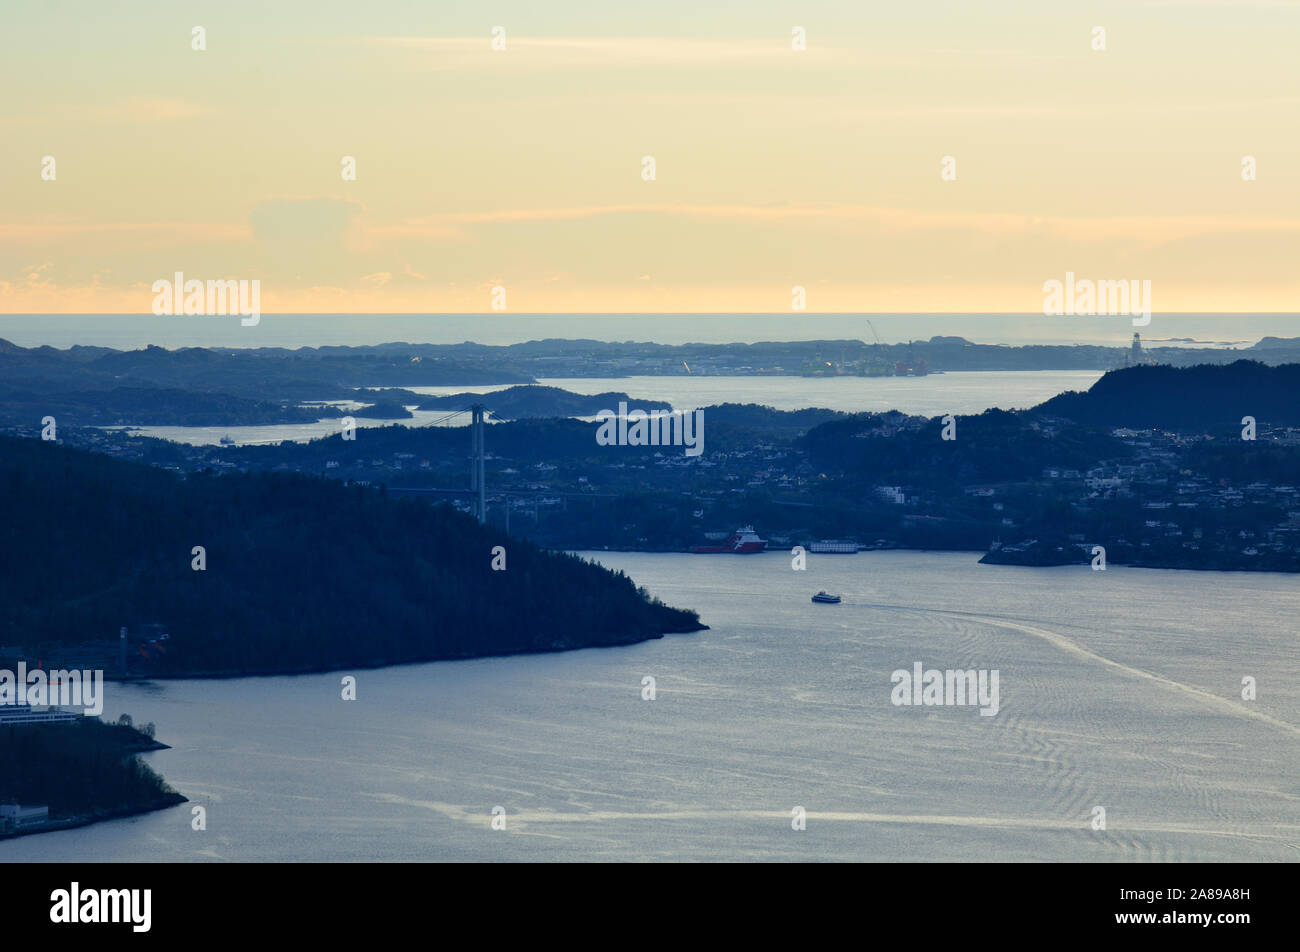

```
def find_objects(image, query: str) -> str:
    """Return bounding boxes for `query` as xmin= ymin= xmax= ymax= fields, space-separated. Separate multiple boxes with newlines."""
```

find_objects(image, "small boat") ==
xmin=219 ymin=434 xmax=235 ymax=446
xmin=811 ymin=591 xmax=841 ymax=604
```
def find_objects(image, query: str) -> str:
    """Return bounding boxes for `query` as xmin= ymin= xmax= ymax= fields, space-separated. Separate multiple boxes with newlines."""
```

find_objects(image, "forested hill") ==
xmin=0 ymin=436 xmax=703 ymax=676
xmin=416 ymin=385 xmax=672 ymax=419
xmin=1032 ymin=361 xmax=1300 ymax=429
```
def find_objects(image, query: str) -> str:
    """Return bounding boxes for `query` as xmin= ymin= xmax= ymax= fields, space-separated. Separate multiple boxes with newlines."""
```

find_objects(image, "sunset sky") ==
xmin=2 ymin=0 xmax=1298 ymax=314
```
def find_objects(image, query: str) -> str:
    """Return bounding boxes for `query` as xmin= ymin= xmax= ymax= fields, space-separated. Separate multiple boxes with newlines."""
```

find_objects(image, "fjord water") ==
xmin=530 ymin=371 xmax=1106 ymax=415
xmin=108 ymin=371 xmax=1104 ymax=446
xmin=3 ymin=552 xmax=1296 ymax=862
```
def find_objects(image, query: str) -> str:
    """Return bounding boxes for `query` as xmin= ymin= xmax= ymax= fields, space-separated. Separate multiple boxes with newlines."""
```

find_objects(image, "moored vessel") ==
xmin=809 ymin=539 xmax=858 ymax=554
xmin=691 ymin=526 xmax=767 ymax=554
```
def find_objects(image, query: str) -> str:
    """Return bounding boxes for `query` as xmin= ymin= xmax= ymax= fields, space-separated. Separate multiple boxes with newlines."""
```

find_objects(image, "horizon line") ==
xmin=6 ymin=312 xmax=1300 ymax=319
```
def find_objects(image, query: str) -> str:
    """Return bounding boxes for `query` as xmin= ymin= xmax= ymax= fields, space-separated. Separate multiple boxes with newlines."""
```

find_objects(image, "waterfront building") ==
xmin=0 ymin=703 xmax=80 ymax=725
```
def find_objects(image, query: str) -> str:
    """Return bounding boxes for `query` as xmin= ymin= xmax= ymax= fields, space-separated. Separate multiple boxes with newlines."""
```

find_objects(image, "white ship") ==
xmin=809 ymin=539 xmax=858 ymax=554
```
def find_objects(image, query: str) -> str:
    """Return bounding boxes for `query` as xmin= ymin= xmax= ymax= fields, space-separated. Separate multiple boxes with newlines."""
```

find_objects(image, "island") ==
xmin=348 ymin=400 xmax=414 ymax=419
xmin=416 ymin=385 xmax=672 ymax=420
xmin=5 ymin=334 xmax=1300 ymax=429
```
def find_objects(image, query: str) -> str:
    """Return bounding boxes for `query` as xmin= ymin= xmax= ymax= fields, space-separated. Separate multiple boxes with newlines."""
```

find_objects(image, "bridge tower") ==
xmin=470 ymin=404 xmax=486 ymax=523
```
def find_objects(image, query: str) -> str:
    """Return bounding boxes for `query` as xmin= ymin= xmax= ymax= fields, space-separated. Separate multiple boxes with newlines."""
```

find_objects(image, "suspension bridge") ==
xmin=386 ymin=404 xmax=618 ymax=531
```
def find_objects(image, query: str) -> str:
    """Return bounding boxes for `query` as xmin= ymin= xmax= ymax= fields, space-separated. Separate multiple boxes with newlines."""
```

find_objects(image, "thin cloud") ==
xmin=1144 ymin=0 xmax=1299 ymax=7
xmin=0 ymin=223 xmax=251 ymax=241
xmin=375 ymin=203 xmax=1300 ymax=245
xmin=2 ymin=97 xmax=214 ymax=126
xmin=7 ymin=204 xmax=1298 ymax=252
xmin=82 ymin=97 xmax=212 ymax=123
xmin=349 ymin=35 xmax=848 ymax=69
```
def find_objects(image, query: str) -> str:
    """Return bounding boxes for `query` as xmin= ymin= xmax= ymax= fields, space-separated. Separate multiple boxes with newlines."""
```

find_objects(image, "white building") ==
xmin=0 ymin=803 xmax=49 ymax=831
xmin=0 ymin=704 xmax=79 ymax=725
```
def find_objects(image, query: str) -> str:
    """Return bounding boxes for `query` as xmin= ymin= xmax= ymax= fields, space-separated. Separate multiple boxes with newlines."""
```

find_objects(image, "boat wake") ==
xmin=858 ymin=601 xmax=1300 ymax=739
xmin=365 ymin=793 xmax=1296 ymax=846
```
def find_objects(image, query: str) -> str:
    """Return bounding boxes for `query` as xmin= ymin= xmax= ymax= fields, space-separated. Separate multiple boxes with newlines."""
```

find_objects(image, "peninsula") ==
xmin=0 ymin=716 xmax=186 ymax=840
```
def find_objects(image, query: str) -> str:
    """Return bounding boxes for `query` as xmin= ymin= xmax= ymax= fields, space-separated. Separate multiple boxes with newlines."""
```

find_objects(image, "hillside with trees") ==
xmin=1033 ymin=360 xmax=1300 ymax=430
xmin=0 ymin=436 xmax=703 ymax=676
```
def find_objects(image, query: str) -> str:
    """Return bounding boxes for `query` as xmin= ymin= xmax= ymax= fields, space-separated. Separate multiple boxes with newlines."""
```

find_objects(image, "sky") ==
xmin=2 ymin=1 xmax=1299 ymax=317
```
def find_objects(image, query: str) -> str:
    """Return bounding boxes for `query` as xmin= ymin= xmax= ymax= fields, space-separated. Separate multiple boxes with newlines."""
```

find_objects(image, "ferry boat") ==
xmin=691 ymin=526 xmax=767 ymax=554
xmin=811 ymin=591 xmax=841 ymax=604
xmin=809 ymin=539 xmax=858 ymax=554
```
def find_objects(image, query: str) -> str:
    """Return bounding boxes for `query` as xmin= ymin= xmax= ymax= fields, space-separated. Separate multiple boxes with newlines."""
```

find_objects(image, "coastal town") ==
xmin=26 ymin=363 xmax=1300 ymax=572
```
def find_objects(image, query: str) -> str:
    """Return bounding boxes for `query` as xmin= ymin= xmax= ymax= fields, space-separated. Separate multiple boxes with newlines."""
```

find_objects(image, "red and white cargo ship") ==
xmin=691 ymin=526 xmax=768 ymax=554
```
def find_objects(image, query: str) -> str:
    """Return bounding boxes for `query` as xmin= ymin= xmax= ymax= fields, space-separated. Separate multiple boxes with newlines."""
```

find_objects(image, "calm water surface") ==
xmin=3 ymin=552 xmax=1296 ymax=862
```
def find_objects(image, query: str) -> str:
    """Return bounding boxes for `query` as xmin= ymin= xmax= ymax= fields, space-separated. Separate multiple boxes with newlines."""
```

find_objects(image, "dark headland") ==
xmin=0 ymin=717 xmax=186 ymax=840
xmin=0 ymin=435 xmax=705 ymax=681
